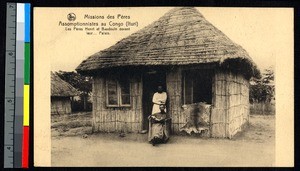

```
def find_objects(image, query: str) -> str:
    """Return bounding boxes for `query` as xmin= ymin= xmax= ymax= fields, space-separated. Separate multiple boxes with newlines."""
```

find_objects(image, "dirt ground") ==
xmin=51 ymin=114 xmax=275 ymax=167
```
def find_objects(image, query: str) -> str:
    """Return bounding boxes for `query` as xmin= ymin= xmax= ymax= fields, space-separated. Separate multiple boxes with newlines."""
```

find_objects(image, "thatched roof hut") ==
xmin=76 ymin=7 xmax=259 ymax=78
xmin=76 ymin=7 xmax=259 ymax=138
xmin=51 ymin=72 xmax=79 ymax=97
xmin=51 ymin=72 xmax=79 ymax=114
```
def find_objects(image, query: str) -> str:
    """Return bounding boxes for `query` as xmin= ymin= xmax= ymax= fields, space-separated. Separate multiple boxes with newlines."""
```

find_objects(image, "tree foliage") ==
xmin=249 ymin=66 xmax=275 ymax=103
xmin=56 ymin=71 xmax=93 ymax=111
xmin=56 ymin=71 xmax=92 ymax=95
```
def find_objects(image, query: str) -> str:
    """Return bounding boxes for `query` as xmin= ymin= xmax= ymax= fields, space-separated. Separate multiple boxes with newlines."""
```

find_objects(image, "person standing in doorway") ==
xmin=152 ymin=85 xmax=167 ymax=114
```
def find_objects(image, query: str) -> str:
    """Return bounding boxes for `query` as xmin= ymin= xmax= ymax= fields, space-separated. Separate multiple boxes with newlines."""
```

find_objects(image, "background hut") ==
xmin=76 ymin=7 xmax=260 ymax=138
xmin=51 ymin=72 xmax=80 ymax=115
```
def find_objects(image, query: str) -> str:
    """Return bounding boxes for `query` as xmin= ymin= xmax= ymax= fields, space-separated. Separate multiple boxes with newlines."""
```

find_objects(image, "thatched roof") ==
xmin=51 ymin=72 xmax=80 ymax=97
xmin=76 ymin=7 xmax=259 ymax=77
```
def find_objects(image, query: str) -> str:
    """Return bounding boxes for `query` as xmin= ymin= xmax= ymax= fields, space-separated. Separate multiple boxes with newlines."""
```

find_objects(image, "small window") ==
xmin=119 ymin=78 xmax=131 ymax=105
xmin=106 ymin=77 xmax=131 ymax=107
xmin=183 ymin=69 xmax=213 ymax=104
xmin=107 ymin=80 xmax=118 ymax=105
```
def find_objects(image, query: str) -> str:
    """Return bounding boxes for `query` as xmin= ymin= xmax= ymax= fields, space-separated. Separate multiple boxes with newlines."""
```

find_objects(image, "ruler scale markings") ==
xmin=4 ymin=3 xmax=16 ymax=168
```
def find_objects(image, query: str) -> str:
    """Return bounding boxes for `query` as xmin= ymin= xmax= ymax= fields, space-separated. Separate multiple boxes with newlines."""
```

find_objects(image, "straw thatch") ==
xmin=51 ymin=72 xmax=80 ymax=97
xmin=76 ymin=7 xmax=259 ymax=77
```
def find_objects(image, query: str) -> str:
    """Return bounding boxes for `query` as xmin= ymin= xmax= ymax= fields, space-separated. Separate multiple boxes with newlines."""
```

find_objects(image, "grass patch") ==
xmin=52 ymin=112 xmax=92 ymax=136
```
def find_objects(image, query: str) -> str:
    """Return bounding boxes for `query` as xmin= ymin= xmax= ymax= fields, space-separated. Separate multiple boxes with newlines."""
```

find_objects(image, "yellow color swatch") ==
xmin=23 ymin=85 xmax=30 ymax=126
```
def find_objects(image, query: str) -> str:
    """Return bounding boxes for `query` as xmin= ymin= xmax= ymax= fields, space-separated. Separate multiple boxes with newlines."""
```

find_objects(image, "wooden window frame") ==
xmin=106 ymin=78 xmax=131 ymax=107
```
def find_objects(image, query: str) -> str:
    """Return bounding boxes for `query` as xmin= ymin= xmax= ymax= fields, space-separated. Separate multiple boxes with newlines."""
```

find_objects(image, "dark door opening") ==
xmin=142 ymin=70 xmax=166 ymax=130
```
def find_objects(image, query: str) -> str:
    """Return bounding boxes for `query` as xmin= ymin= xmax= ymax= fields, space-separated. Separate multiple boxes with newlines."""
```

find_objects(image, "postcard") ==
xmin=34 ymin=7 xmax=294 ymax=167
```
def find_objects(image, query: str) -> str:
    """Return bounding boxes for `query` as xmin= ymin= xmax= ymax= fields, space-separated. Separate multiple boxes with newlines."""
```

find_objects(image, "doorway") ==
xmin=142 ymin=69 xmax=166 ymax=130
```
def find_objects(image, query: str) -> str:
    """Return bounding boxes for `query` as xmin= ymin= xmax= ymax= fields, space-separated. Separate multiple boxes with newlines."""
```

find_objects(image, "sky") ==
xmin=34 ymin=7 xmax=293 ymax=72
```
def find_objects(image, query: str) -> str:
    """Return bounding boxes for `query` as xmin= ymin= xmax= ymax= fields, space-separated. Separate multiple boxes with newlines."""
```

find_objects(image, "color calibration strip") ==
xmin=4 ymin=3 xmax=30 ymax=168
xmin=22 ymin=3 xmax=30 ymax=168
xmin=15 ymin=3 xmax=25 ymax=167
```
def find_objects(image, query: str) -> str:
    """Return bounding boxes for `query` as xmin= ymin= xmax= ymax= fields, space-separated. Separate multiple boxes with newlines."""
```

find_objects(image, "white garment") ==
xmin=152 ymin=92 xmax=167 ymax=114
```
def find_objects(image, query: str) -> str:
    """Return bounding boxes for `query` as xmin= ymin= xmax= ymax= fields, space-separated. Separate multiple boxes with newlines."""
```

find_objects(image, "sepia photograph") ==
xmin=34 ymin=7 xmax=293 ymax=167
